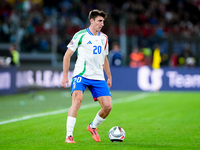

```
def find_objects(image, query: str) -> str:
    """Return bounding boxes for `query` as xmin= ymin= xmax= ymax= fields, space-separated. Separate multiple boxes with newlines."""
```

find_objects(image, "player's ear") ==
xmin=90 ymin=18 xmax=95 ymax=24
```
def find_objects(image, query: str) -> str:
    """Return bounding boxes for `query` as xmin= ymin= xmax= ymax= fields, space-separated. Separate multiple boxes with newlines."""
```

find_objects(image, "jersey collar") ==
xmin=86 ymin=28 xmax=100 ymax=36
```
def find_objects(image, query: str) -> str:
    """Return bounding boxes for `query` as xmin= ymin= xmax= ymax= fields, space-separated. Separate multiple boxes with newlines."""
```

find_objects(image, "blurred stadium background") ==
xmin=1 ymin=0 xmax=200 ymax=94
xmin=1 ymin=0 xmax=200 ymax=66
xmin=0 ymin=1 xmax=200 ymax=149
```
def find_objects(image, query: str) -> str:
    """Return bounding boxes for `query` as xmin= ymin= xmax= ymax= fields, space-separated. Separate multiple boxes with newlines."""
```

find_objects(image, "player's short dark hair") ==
xmin=88 ymin=9 xmax=107 ymax=20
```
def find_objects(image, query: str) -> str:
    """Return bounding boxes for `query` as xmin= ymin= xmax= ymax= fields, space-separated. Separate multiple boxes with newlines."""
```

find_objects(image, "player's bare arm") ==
xmin=103 ymin=56 xmax=112 ymax=89
xmin=61 ymin=48 xmax=74 ymax=88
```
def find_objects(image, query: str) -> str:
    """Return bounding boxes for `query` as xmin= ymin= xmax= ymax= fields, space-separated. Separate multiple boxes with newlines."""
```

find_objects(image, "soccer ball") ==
xmin=108 ymin=126 xmax=125 ymax=142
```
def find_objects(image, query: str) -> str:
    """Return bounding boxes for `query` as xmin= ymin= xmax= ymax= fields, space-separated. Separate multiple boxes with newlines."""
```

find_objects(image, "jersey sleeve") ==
xmin=67 ymin=34 xmax=80 ymax=52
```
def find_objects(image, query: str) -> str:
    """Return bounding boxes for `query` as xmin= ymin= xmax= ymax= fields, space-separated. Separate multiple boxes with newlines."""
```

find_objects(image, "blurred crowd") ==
xmin=109 ymin=41 xmax=197 ymax=68
xmin=0 ymin=0 xmax=200 ymax=67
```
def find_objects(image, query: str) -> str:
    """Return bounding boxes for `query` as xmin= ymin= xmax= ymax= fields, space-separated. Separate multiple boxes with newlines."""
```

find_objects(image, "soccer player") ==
xmin=61 ymin=9 xmax=112 ymax=143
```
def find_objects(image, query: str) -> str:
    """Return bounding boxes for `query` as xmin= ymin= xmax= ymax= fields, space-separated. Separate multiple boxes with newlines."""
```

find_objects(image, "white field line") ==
xmin=0 ymin=93 xmax=150 ymax=125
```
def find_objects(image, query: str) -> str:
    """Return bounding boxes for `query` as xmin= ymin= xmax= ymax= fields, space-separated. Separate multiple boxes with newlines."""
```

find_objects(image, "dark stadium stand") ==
xmin=0 ymin=0 xmax=200 ymax=67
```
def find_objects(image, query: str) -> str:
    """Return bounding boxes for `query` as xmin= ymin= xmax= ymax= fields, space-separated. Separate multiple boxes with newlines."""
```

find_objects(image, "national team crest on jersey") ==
xmin=101 ymin=39 xmax=105 ymax=46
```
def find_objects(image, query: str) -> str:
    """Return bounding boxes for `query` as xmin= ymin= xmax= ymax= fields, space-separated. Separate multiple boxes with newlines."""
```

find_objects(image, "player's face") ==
xmin=91 ymin=16 xmax=105 ymax=32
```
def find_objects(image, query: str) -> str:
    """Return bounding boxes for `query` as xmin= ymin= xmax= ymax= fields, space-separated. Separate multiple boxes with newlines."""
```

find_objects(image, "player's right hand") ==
xmin=61 ymin=77 xmax=69 ymax=88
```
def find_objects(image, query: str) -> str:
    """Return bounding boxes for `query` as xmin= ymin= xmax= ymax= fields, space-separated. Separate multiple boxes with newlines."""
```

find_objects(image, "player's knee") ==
xmin=73 ymin=92 xmax=83 ymax=103
xmin=75 ymin=96 xmax=82 ymax=104
xmin=72 ymin=95 xmax=83 ymax=110
xmin=104 ymin=104 xmax=112 ymax=113
xmin=75 ymin=98 xmax=82 ymax=104
xmin=108 ymin=104 xmax=113 ymax=112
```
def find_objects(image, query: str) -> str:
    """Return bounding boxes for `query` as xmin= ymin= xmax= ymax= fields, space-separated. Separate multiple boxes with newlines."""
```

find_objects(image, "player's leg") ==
xmin=68 ymin=90 xmax=83 ymax=117
xmin=90 ymin=80 xmax=112 ymax=126
xmin=87 ymin=80 xmax=112 ymax=142
xmin=97 ymin=96 xmax=112 ymax=119
xmin=65 ymin=75 xmax=86 ymax=143
xmin=65 ymin=90 xmax=83 ymax=143
xmin=91 ymin=96 xmax=112 ymax=127
xmin=67 ymin=90 xmax=83 ymax=136
xmin=87 ymin=96 xmax=112 ymax=142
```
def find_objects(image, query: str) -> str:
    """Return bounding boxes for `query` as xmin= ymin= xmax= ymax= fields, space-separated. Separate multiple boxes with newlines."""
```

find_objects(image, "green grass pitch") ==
xmin=0 ymin=90 xmax=200 ymax=150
